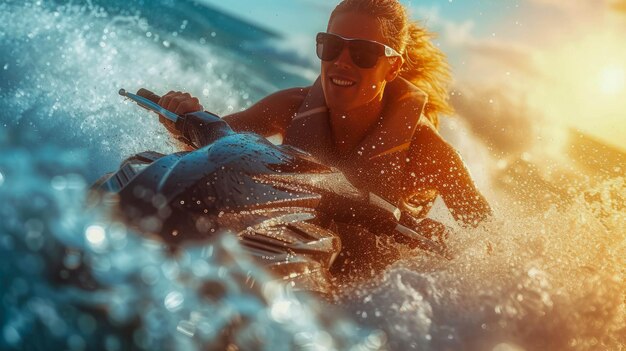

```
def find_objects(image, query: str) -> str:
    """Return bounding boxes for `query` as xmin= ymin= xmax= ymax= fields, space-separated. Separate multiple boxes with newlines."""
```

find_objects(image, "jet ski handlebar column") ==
xmin=134 ymin=88 xmax=235 ymax=149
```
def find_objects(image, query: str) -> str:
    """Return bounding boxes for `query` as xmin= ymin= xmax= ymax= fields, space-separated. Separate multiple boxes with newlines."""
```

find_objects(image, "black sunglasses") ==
xmin=316 ymin=32 xmax=402 ymax=69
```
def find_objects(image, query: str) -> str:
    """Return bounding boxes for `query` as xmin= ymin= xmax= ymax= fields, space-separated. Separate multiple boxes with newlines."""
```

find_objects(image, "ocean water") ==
xmin=1 ymin=1 xmax=624 ymax=350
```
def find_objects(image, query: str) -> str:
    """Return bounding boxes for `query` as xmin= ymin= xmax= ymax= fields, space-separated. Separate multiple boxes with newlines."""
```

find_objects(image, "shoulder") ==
xmin=411 ymin=114 xmax=442 ymax=145
xmin=377 ymin=78 xmax=429 ymax=146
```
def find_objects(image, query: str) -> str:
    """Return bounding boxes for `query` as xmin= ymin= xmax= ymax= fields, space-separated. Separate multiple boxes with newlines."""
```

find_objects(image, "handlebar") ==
xmin=118 ymin=88 xmax=180 ymax=123
xmin=321 ymin=194 xmax=452 ymax=259
xmin=136 ymin=88 xmax=161 ymax=104
xmin=119 ymin=87 xmax=233 ymax=149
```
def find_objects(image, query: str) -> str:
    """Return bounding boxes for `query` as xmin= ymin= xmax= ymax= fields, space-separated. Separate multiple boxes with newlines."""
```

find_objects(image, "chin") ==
xmin=322 ymin=84 xmax=360 ymax=113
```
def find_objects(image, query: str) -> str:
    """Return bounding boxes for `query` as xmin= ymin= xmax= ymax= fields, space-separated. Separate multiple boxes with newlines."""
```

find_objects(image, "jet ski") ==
xmin=92 ymin=88 xmax=450 ymax=295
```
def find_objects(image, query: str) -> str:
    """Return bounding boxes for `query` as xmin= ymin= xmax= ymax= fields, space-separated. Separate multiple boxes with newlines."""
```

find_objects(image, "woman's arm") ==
xmin=436 ymin=143 xmax=491 ymax=226
xmin=157 ymin=87 xmax=309 ymax=138
xmin=407 ymin=125 xmax=492 ymax=227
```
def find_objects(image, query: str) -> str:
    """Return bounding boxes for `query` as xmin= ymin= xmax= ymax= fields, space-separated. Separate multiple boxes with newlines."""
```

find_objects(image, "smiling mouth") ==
xmin=330 ymin=77 xmax=356 ymax=87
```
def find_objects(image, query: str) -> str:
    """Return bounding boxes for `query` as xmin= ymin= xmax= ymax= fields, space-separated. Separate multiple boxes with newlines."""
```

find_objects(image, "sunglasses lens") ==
xmin=349 ymin=42 xmax=381 ymax=68
xmin=316 ymin=33 xmax=344 ymax=62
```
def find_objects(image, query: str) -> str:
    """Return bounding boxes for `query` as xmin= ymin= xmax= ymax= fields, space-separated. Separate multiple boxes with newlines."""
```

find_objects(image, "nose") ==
xmin=333 ymin=46 xmax=354 ymax=69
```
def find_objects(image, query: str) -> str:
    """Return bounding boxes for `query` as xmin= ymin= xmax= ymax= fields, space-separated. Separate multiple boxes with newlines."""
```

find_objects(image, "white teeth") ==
xmin=331 ymin=78 xmax=355 ymax=87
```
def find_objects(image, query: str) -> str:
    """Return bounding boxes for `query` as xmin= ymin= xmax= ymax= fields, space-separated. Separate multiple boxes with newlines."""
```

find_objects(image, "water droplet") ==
xmin=51 ymin=175 xmax=66 ymax=190
xmin=270 ymin=299 xmax=295 ymax=323
xmin=218 ymin=266 xmax=226 ymax=278
xmin=164 ymin=291 xmax=184 ymax=312
xmin=177 ymin=320 xmax=195 ymax=337
xmin=85 ymin=225 xmax=106 ymax=246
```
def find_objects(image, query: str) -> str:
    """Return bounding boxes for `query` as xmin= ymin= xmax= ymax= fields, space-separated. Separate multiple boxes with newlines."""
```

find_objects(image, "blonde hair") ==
xmin=330 ymin=0 xmax=453 ymax=128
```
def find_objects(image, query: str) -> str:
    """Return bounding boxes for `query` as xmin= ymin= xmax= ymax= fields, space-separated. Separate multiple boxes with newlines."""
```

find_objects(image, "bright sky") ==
xmin=200 ymin=0 xmax=626 ymax=152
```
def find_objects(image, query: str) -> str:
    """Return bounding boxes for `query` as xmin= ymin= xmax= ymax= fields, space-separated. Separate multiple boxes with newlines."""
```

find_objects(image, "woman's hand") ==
xmin=157 ymin=91 xmax=204 ymax=136
xmin=158 ymin=91 xmax=204 ymax=114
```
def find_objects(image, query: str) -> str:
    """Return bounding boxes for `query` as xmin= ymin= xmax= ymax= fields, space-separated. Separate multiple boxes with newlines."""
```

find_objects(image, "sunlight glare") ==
xmin=599 ymin=65 xmax=625 ymax=95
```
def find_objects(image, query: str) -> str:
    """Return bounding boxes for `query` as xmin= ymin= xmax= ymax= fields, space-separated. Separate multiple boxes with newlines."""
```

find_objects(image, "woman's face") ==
xmin=321 ymin=12 xmax=399 ymax=113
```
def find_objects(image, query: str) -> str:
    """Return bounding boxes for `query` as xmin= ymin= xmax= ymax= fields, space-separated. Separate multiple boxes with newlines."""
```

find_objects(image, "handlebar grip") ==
xmin=137 ymin=88 xmax=161 ymax=104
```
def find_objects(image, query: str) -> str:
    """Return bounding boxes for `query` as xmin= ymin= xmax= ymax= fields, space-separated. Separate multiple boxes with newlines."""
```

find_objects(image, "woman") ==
xmin=159 ymin=0 xmax=491 ymax=273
